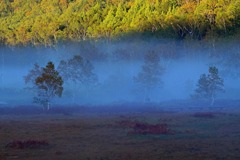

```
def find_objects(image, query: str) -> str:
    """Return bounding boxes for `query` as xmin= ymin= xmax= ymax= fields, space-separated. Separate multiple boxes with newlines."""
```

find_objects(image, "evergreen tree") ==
xmin=134 ymin=51 xmax=164 ymax=102
xmin=194 ymin=66 xmax=224 ymax=105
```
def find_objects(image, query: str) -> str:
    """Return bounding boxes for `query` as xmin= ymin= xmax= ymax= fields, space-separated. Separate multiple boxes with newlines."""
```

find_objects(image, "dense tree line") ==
xmin=0 ymin=0 xmax=240 ymax=46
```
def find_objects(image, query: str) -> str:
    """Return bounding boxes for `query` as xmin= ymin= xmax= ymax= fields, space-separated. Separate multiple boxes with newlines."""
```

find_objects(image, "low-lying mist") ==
xmin=0 ymin=37 xmax=239 ymax=109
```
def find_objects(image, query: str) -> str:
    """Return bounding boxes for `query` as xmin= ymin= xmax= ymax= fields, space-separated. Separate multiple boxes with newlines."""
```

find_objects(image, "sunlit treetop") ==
xmin=0 ymin=0 xmax=240 ymax=46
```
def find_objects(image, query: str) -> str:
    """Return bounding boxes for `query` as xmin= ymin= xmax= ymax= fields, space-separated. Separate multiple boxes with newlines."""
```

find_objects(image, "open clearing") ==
xmin=0 ymin=105 xmax=240 ymax=160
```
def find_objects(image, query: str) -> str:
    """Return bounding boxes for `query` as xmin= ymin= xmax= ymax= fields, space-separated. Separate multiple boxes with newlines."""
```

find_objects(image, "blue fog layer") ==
xmin=0 ymin=38 xmax=239 ymax=106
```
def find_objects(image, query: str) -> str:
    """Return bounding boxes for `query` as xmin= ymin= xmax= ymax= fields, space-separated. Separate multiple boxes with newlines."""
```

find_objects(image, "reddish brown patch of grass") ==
xmin=193 ymin=112 xmax=215 ymax=118
xmin=129 ymin=122 xmax=175 ymax=135
xmin=116 ymin=120 xmax=138 ymax=128
xmin=5 ymin=140 xmax=49 ymax=149
xmin=55 ymin=151 xmax=63 ymax=155
xmin=117 ymin=120 xmax=174 ymax=135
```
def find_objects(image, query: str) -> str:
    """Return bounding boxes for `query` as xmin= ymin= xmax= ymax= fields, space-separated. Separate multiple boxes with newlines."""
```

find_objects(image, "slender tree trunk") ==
xmin=43 ymin=101 xmax=50 ymax=111
xmin=144 ymin=87 xmax=150 ymax=103
xmin=72 ymin=83 xmax=77 ymax=104
xmin=72 ymin=92 xmax=75 ymax=104
xmin=211 ymin=94 xmax=215 ymax=106
xmin=144 ymin=87 xmax=147 ymax=102
xmin=85 ymin=85 xmax=90 ymax=99
xmin=47 ymin=102 xmax=50 ymax=110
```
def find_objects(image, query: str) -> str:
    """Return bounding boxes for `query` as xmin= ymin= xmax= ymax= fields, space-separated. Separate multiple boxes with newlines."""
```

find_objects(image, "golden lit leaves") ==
xmin=0 ymin=0 xmax=240 ymax=45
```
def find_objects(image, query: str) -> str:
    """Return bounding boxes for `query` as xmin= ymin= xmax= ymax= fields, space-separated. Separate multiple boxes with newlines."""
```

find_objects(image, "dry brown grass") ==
xmin=0 ymin=111 xmax=240 ymax=160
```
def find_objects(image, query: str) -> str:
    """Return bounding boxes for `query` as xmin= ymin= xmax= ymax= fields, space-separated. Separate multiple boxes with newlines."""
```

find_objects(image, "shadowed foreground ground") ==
xmin=0 ymin=105 xmax=240 ymax=160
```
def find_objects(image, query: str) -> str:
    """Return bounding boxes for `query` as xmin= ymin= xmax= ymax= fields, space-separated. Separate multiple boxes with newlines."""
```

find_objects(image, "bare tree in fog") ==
xmin=194 ymin=66 xmax=224 ymax=105
xmin=134 ymin=51 xmax=165 ymax=102
xmin=113 ymin=48 xmax=133 ymax=61
xmin=24 ymin=63 xmax=42 ymax=96
xmin=25 ymin=62 xmax=64 ymax=110
xmin=25 ymin=64 xmax=42 ymax=86
xmin=58 ymin=55 xmax=98 ymax=103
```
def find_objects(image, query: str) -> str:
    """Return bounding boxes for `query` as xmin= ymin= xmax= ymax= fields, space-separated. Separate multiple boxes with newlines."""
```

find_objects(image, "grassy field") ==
xmin=0 ymin=104 xmax=240 ymax=160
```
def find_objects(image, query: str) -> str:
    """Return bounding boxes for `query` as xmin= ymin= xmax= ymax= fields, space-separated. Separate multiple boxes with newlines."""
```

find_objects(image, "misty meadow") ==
xmin=0 ymin=37 xmax=240 ymax=160
xmin=0 ymin=38 xmax=239 ymax=107
xmin=1 ymin=0 xmax=240 ymax=160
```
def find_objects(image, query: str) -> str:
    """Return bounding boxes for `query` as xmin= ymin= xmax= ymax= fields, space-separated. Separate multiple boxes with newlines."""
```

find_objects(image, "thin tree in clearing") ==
xmin=25 ymin=62 xmax=64 ymax=110
xmin=194 ymin=66 xmax=224 ymax=105
xmin=134 ymin=51 xmax=165 ymax=102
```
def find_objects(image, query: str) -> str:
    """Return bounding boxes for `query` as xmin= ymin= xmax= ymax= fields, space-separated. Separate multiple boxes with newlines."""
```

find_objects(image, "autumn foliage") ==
xmin=0 ymin=0 xmax=240 ymax=46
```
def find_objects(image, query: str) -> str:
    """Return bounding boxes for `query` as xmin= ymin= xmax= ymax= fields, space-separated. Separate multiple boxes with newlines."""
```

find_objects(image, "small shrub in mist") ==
xmin=133 ymin=51 xmax=165 ymax=102
xmin=193 ymin=66 xmax=224 ymax=105
xmin=25 ymin=62 xmax=64 ymax=110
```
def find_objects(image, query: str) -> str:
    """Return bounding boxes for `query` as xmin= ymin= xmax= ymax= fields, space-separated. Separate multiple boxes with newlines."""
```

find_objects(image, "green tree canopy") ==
xmin=134 ymin=51 xmax=165 ymax=102
xmin=194 ymin=66 xmax=224 ymax=105
xmin=25 ymin=62 xmax=64 ymax=110
xmin=1 ymin=0 xmax=240 ymax=45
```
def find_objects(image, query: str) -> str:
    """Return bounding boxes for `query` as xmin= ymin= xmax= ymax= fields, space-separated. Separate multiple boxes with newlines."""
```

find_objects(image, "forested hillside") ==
xmin=0 ymin=0 xmax=240 ymax=46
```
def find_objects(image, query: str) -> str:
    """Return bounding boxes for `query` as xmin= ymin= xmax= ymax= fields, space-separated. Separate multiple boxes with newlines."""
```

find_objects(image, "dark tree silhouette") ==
xmin=194 ymin=66 xmax=224 ymax=105
xmin=134 ymin=51 xmax=165 ymax=102
xmin=25 ymin=62 xmax=63 ymax=110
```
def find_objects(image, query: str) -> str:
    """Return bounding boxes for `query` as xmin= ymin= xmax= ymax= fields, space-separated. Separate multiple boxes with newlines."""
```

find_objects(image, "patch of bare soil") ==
xmin=0 ymin=110 xmax=240 ymax=160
